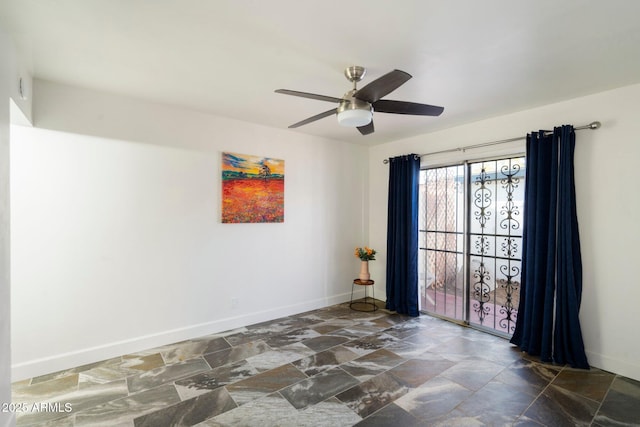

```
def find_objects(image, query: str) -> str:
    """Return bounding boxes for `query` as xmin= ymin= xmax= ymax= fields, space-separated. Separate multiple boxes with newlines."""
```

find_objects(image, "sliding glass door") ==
xmin=418 ymin=156 xmax=525 ymax=337
xmin=419 ymin=165 xmax=466 ymax=322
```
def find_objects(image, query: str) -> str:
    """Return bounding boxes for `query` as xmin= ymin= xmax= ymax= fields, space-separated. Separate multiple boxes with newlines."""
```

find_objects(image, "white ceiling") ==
xmin=2 ymin=0 xmax=640 ymax=145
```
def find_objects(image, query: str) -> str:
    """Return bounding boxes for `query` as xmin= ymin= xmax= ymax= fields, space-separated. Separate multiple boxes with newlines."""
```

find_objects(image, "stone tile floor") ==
xmin=11 ymin=300 xmax=640 ymax=426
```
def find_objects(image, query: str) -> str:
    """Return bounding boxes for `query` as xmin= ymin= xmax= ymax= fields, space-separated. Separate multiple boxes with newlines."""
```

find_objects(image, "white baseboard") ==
xmin=12 ymin=292 xmax=358 ymax=382
xmin=586 ymin=350 xmax=640 ymax=382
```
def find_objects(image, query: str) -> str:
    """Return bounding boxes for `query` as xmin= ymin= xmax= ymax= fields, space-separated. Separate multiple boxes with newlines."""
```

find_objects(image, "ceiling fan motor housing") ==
xmin=337 ymin=91 xmax=372 ymax=127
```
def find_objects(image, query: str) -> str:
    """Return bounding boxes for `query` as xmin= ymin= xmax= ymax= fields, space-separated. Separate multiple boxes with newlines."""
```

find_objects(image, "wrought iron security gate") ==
xmin=419 ymin=156 xmax=525 ymax=336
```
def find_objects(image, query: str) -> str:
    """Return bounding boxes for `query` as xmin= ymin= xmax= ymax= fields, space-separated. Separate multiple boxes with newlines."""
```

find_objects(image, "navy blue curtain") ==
xmin=386 ymin=154 xmax=420 ymax=317
xmin=510 ymin=125 xmax=589 ymax=369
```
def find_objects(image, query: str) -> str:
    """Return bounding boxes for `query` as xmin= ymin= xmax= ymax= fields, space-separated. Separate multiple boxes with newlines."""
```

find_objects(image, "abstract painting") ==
xmin=221 ymin=152 xmax=285 ymax=223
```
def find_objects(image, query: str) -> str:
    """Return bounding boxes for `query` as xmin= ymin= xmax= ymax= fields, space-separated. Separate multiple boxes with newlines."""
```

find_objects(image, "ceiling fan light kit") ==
xmin=337 ymin=108 xmax=373 ymax=127
xmin=337 ymin=93 xmax=372 ymax=127
xmin=275 ymin=66 xmax=444 ymax=135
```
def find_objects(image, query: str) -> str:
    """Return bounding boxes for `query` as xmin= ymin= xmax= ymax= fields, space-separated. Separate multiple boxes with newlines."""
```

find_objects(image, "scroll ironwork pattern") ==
xmin=470 ymin=158 xmax=524 ymax=334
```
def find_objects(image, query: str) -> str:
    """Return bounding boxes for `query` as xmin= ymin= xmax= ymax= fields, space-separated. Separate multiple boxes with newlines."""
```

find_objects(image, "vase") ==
xmin=359 ymin=260 xmax=370 ymax=281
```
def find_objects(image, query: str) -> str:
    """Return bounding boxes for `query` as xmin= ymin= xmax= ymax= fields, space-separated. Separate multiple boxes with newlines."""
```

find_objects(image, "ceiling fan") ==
xmin=275 ymin=66 xmax=444 ymax=135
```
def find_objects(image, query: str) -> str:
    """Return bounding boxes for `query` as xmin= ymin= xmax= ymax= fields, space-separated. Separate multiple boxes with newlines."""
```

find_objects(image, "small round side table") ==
xmin=350 ymin=279 xmax=378 ymax=312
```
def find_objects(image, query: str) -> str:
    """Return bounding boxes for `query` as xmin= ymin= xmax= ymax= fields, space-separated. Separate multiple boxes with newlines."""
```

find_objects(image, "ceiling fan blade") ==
xmin=275 ymin=89 xmax=342 ymax=104
xmin=288 ymin=108 xmax=336 ymax=128
xmin=373 ymin=99 xmax=444 ymax=116
xmin=357 ymin=121 xmax=375 ymax=135
xmin=353 ymin=69 xmax=412 ymax=103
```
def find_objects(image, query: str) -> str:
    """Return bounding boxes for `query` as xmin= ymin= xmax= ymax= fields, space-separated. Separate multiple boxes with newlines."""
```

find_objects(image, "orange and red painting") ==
xmin=221 ymin=152 xmax=285 ymax=223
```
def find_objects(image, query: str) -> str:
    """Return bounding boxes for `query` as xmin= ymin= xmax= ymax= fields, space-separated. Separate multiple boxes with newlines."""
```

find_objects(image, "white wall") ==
xmin=369 ymin=83 xmax=640 ymax=381
xmin=0 ymin=25 xmax=14 ymax=427
xmin=0 ymin=21 xmax=32 ymax=427
xmin=10 ymin=80 xmax=369 ymax=380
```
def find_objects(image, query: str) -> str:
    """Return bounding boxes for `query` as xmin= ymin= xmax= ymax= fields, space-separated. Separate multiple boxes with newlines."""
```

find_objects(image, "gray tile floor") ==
xmin=11 ymin=301 xmax=640 ymax=426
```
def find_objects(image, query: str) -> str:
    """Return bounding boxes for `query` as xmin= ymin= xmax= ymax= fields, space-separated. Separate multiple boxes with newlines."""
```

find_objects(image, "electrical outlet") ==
xmin=231 ymin=297 xmax=239 ymax=309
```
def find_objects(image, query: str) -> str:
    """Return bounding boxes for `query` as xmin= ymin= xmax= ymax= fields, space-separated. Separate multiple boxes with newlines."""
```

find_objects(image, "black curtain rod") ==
xmin=382 ymin=121 xmax=601 ymax=164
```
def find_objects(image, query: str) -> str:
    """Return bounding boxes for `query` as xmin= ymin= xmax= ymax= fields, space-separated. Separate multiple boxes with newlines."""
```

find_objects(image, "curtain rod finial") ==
xmin=589 ymin=121 xmax=601 ymax=129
